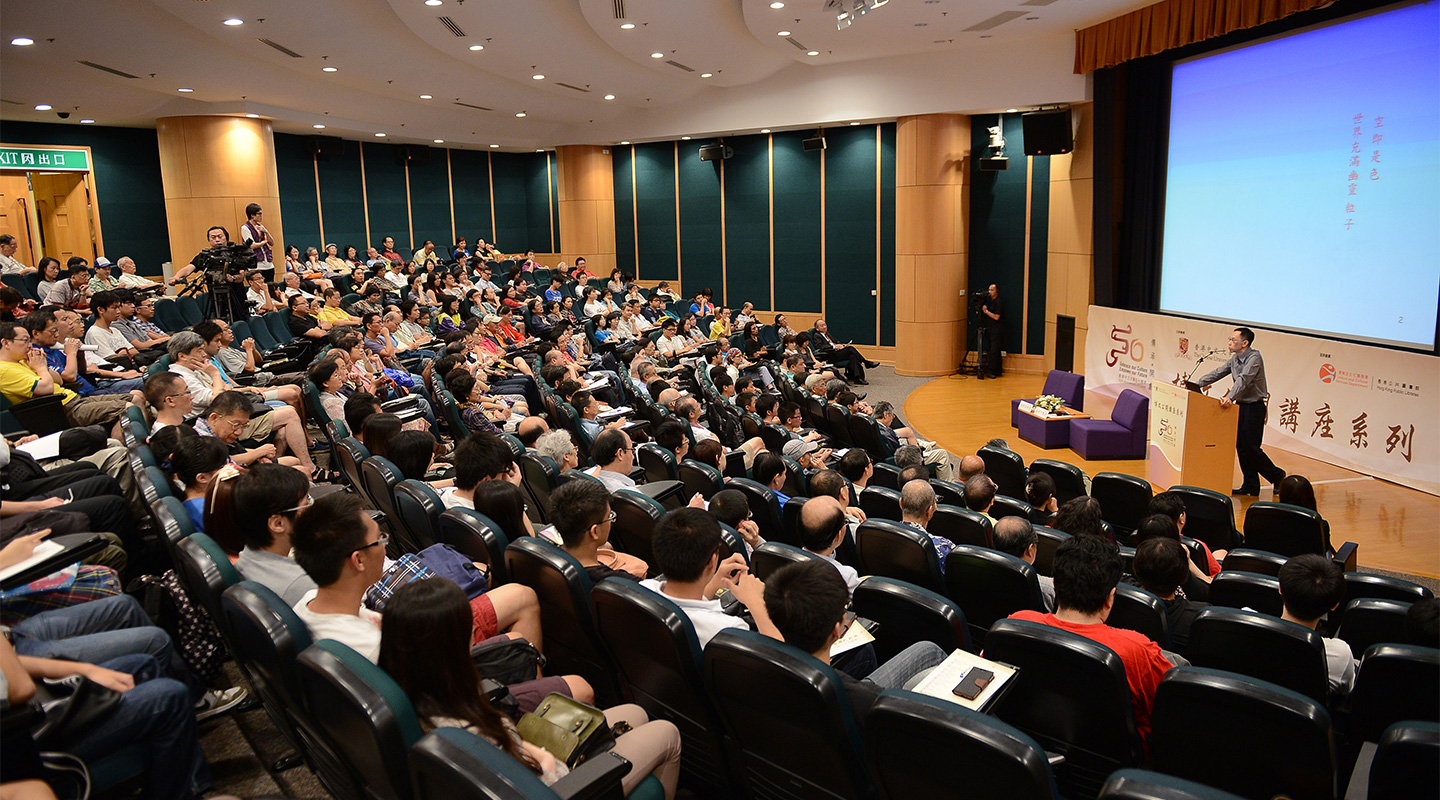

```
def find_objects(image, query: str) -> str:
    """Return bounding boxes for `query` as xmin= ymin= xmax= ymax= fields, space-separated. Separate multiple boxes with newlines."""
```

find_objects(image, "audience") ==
xmin=1278 ymin=554 xmax=1356 ymax=694
xmin=900 ymin=479 xmax=955 ymax=569
xmin=798 ymin=497 xmax=861 ymax=595
xmin=548 ymin=479 xmax=648 ymax=582
xmin=1130 ymin=536 xmax=1206 ymax=650
xmin=992 ymin=516 xmax=1056 ymax=611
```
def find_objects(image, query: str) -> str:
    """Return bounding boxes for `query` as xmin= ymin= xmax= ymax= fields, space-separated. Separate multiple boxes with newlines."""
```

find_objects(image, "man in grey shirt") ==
xmin=586 ymin=428 xmax=638 ymax=492
xmin=232 ymin=464 xmax=319 ymax=606
xmin=1196 ymin=326 xmax=1285 ymax=496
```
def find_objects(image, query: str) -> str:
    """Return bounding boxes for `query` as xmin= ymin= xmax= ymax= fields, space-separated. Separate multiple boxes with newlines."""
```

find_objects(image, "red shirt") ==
xmin=1007 ymin=610 xmax=1173 ymax=743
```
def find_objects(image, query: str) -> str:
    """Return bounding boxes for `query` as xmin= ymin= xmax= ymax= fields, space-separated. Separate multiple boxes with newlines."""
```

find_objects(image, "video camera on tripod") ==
xmin=183 ymin=242 xmax=256 ymax=320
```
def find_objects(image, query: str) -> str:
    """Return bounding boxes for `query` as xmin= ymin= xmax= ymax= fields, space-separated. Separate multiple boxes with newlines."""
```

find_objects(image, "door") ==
xmin=0 ymin=172 xmax=38 ymax=266
xmin=31 ymin=172 xmax=95 ymax=265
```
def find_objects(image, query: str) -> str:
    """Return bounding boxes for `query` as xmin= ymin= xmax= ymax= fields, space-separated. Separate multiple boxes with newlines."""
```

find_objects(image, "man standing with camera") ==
xmin=169 ymin=225 xmax=252 ymax=322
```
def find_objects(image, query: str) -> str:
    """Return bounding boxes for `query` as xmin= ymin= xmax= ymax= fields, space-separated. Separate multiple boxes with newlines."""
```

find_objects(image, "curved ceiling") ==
xmin=0 ymin=0 xmax=1149 ymax=149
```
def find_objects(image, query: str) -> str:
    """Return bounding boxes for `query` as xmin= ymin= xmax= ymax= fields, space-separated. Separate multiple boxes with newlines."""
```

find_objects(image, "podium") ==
xmin=1147 ymin=379 xmax=1238 ymax=494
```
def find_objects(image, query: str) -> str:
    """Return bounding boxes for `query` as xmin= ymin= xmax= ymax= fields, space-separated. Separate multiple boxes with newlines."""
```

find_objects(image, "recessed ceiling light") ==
xmin=469 ymin=44 xmax=484 ymax=51
xmin=760 ymin=129 xmax=771 ymax=134
xmin=425 ymin=0 xmax=443 ymax=6
xmin=223 ymin=18 xmax=243 ymax=26
xmin=245 ymin=113 xmax=259 ymax=118
xmin=620 ymin=141 xmax=630 ymax=145
xmin=604 ymin=94 xmax=615 ymax=100
xmin=770 ymin=2 xmax=786 ymax=8
xmin=1005 ymin=108 xmax=1018 ymax=113
xmin=434 ymin=139 xmax=444 ymax=143
xmin=322 ymin=66 xmax=338 ymax=72
xmin=313 ymin=124 xmax=326 ymax=129
xmin=178 ymin=88 xmax=194 ymax=93
xmin=700 ymin=73 xmax=713 ymax=78
xmin=419 ymin=94 xmax=433 ymax=99
xmin=536 ymin=149 xmax=544 ymax=152
xmin=10 ymin=37 xmax=35 ymax=46
xmin=620 ymin=23 xmax=635 ymax=30
xmin=807 ymin=50 xmax=819 ymax=56
xmin=515 ymin=111 xmax=526 ymax=117
xmin=680 ymin=136 xmax=691 ymax=140
xmin=80 ymin=119 xmax=94 ymax=124
xmin=532 ymin=74 xmax=545 ymax=80
xmin=650 ymin=52 xmax=664 ymax=59
xmin=375 ymin=132 xmax=386 ymax=137
xmin=850 ymin=121 xmax=860 ymax=126
xmin=778 ymin=30 xmax=791 ymax=36
xmin=490 ymin=144 xmax=499 ymax=148
xmin=34 ymin=104 xmax=51 ymax=111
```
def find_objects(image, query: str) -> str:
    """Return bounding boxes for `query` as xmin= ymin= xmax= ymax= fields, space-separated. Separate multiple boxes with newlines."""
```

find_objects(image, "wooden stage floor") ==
xmin=903 ymin=373 xmax=1440 ymax=579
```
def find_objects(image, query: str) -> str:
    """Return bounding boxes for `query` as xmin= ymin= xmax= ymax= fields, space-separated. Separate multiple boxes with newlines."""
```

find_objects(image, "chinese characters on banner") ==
xmin=1085 ymin=307 xmax=1439 ymax=496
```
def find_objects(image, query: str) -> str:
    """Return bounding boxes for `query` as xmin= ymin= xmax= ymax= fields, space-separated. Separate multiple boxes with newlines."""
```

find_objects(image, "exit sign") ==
xmin=0 ymin=146 xmax=90 ymax=171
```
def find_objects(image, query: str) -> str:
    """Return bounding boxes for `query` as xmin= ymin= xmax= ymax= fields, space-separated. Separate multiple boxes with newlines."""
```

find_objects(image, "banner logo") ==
xmin=1319 ymin=363 xmax=1337 ymax=383
xmin=1106 ymin=325 xmax=1145 ymax=367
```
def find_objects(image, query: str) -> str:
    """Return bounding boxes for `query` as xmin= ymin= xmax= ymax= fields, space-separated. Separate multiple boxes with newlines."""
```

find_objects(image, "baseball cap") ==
xmin=783 ymin=439 xmax=818 ymax=460
xmin=93 ymin=257 xmax=112 ymax=268
xmin=482 ymin=314 xmax=501 ymax=325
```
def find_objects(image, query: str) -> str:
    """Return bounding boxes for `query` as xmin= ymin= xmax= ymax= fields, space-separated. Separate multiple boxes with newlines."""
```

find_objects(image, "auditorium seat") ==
xmin=858 ymin=485 xmax=902 ymax=521
xmin=409 ymin=727 xmax=633 ymax=800
xmin=866 ymin=690 xmax=1059 ymax=800
xmin=1108 ymin=584 xmax=1172 ymax=650
xmin=984 ymin=619 xmax=1145 ymax=800
xmin=1032 ymin=525 xmax=1071 ymax=577
xmin=1012 ymin=370 xmax=1085 ymax=427
xmin=360 ymin=457 xmax=404 ymax=549
xmin=703 ymin=629 xmax=874 ymax=800
xmin=173 ymin=533 xmax=240 ymax=630
xmin=1334 ymin=599 xmax=1413 ymax=657
xmin=1071 ymin=389 xmax=1148 ymax=461
xmin=992 ymin=494 xmax=1035 ymax=521
xmin=1243 ymin=501 xmax=1327 ymax=557
xmin=1148 ymin=668 xmax=1335 ymax=800
xmin=609 ymin=489 xmax=665 ymax=566
xmin=1348 ymin=644 xmax=1440 ymax=746
xmin=636 ymin=442 xmax=679 ymax=483
xmin=1090 ymin=472 xmax=1153 ymax=540
xmin=1332 ymin=572 xmax=1433 ymax=633
xmin=869 ymin=461 xmax=902 ymax=490
xmin=333 ymin=437 xmax=369 ymax=495
xmin=851 ymin=577 xmax=974 ymax=660
xmin=930 ymin=505 xmax=994 ymax=548
xmin=1028 ymin=458 xmax=1089 ymax=504
xmin=678 ymin=458 xmax=724 ymax=500
xmin=1099 ymin=769 xmax=1246 ymax=800
xmin=727 ymin=477 xmax=784 ymax=544
xmin=393 ymin=480 xmax=443 ymax=552
xmin=1185 ymin=607 xmax=1330 ymax=703
xmin=750 ymin=541 xmax=824 ymax=581
xmin=979 ymin=445 xmax=1028 ymax=499
xmin=929 ymin=478 xmax=966 ymax=507
xmin=855 ymin=519 xmax=945 ymax=595
xmin=517 ymin=452 xmax=560 ymax=524
xmin=1364 ymin=721 xmax=1440 ymax=800
xmin=1166 ymin=485 xmax=1242 ymax=552
xmin=943 ymin=545 xmax=1046 ymax=644
xmin=1220 ymin=547 xmax=1288 ymax=577
xmin=1206 ymin=571 xmax=1285 ymax=618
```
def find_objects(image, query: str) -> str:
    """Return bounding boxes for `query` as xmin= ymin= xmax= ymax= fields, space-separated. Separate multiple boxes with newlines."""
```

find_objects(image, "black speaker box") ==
xmin=698 ymin=144 xmax=733 ymax=162
xmin=309 ymin=136 xmax=345 ymax=161
xmin=395 ymin=145 xmax=431 ymax=167
xmin=1022 ymin=109 xmax=1073 ymax=156
xmin=1055 ymin=314 xmax=1075 ymax=372
xmin=978 ymin=157 xmax=1009 ymax=171
xmin=802 ymin=136 xmax=826 ymax=151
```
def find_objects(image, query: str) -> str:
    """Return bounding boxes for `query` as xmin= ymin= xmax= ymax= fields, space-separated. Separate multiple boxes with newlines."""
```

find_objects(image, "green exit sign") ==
xmin=0 ymin=146 xmax=90 ymax=171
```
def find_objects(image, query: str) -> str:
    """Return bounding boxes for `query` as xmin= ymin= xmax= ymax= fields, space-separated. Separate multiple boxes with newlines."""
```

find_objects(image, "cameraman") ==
xmin=169 ymin=225 xmax=251 ymax=321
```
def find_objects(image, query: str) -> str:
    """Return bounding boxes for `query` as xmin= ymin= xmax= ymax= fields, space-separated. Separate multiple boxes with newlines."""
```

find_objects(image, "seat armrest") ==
xmin=552 ymin=752 xmax=630 ymax=800
xmin=1333 ymin=541 xmax=1359 ymax=572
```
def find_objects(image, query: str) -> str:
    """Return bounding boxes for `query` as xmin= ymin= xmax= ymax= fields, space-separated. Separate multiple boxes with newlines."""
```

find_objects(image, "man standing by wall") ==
xmin=979 ymin=283 xmax=1003 ymax=379
xmin=1196 ymin=326 xmax=1285 ymax=496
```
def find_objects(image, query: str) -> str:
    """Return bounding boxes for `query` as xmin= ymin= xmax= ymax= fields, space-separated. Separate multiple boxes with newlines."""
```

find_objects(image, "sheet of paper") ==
xmin=0 ymin=540 xmax=65 ymax=582
xmin=911 ymin=648 xmax=1018 ymax=712
xmin=829 ymin=619 xmax=876 ymax=657
xmin=597 ymin=406 xmax=632 ymax=420
xmin=16 ymin=432 xmax=63 ymax=461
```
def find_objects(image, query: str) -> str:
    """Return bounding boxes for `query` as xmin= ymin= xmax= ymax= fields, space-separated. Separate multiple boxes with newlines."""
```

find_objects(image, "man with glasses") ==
xmin=22 ymin=309 xmax=140 ymax=397
xmin=549 ymin=479 xmax=647 ymax=583
xmin=234 ymin=464 xmax=327 ymax=605
xmin=0 ymin=321 xmax=136 ymax=436
xmin=112 ymin=290 xmax=171 ymax=357
xmin=586 ymin=429 xmax=637 ymax=493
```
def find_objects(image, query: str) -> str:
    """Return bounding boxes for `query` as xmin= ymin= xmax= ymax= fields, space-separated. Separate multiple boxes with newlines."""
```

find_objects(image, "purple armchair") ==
xmin=1011 ymin=370 xmax=1085 ymax=427
xmin=1070 ymin=388 xmax=1148 ymax=460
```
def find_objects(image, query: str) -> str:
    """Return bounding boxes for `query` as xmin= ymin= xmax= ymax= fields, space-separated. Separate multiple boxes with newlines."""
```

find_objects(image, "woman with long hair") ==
xmin=1053 ymin=496 xmax=1109 ymax=542
xmin=470 ymin=479 xmax=534 ymax=540
xmin=378 ymin=579 xmax=682 ymax=797
xmin=1277 ymin=474 xmax=1333 ymax=554
xmin=361 ymin=412 xmax=403 ymax=459
xmin=437 ymin=296 xmax=464 ymax=333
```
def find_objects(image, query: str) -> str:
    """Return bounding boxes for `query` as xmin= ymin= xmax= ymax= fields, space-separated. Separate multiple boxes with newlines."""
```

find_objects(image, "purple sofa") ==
xmin=1070 ymin=388 xmax=1149 ymax=460
xmin=1011 ymin=370 xmax=1085 ymax=427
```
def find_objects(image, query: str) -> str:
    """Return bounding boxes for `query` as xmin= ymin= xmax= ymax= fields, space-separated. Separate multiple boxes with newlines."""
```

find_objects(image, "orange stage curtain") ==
xmin=1074 ymin=0 xmax=1333 ymax=74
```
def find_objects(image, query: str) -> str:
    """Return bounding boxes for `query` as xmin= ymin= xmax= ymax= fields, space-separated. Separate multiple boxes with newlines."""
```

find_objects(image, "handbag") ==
xmin=363 ymin=554 xmax=436 ymax=612
xmin=32 ymin=674 xmax=124 ymax=747
xmin=470 ymin=636 xmax=544 ymax=686
xmin=515 ymin=693 xmax=618 ymax=768
xmin=418 ymin=543 xmax=489 ymax=599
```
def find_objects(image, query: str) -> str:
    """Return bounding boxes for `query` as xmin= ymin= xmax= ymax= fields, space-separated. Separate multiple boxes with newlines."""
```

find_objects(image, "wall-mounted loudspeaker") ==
xmin=394 ymin=145 xmax=432 ymax=167
xmin=1021 ymin=109 xmax=1073 ymax=156
xmin=309 ymin=136 xmax=345 ymax=161
xmin=977 ymin=157 xmax=1009 ymax=171
xmin=802 ymin=136 xmax=827 ymax=151
xmin=698 ymin=144 xmax=733 ymax=162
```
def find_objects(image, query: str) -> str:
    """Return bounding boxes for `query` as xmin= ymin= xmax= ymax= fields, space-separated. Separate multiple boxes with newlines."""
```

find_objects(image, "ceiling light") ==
xmin=469 ymin=44 xmax=484 ymax=51
xmin=532 ymin=74 xmax=545 ymax=80
xmin=245 ymin=113 xmax=260 ymax=118
xmin=850 ymin=121 xmax=860 ymax=125
xmin=490 ymin=144 xmax=499 ymax=148
xmin=178 ymin=88 xmax=194 ymax=93
xmin=223 ymin=18 xmax=243 ymax=26
xmin=515 ymin=111 xmax=526 ymax=117
xmin=425 ymin=0 xmax=443 ymax=6
xmin=434 ymin=139 xmax=444 ymax=143
xmin=375 ymin=132 xmax=386 ymax=137
xmin=761 ymin=129 xmax=771 ymax=134
xmin=536 ymin=149 xmax=544 ymax=152
xmin=807 ymin=50 xmax=819 ymax=56
xmin=34 ymin=104 xmax=51 ymax=111
xmin=80 ymin=119 xmax=94 ymax=124
xmin=1005 ymin=108 xmax=1018 ymax=113
xmin=621 ymin=141 xmax=630 ymax=145
xmin=419 ymin=94 xmax=432 ymax=99
xmin=700 ymin=73 xmax=713 ymax=78
xmin=650 ymin=52 xmax=664 ymax=59
xmin=620 ymin=23 xmax=635 ymax=30
xmin=681 ymin=136 xmax=691 ymax=140
xmin=604 ymin=94 xmax=615 ymax=100
xmin=778 ymin=30 xmax=791 ymax=36
xmin=313 ymin=124 xmax=326 ymax=129
xmin=770 ymin=2 xmax=786 ymax=8
xmin=322 ymin=66 xmax=337 ymax=72
xmin=10 ymin=37 xmax=35 ymax=46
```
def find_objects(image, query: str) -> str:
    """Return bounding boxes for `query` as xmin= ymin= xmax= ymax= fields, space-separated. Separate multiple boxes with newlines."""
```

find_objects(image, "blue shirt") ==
xmin=904 ymin=520 xmax=952 ymax=573
xmin=544 ymin=288 xmax=563 ymax=303
xmin=43 ymin=347 xmax=96 ymax=396
xmin=184 ymin=496 xmax=206 ymax=533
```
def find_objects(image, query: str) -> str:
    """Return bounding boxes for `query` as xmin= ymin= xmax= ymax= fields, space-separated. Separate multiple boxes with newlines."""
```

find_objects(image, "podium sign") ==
xmin=1148 ymin=379 xmax=1238 ymax=494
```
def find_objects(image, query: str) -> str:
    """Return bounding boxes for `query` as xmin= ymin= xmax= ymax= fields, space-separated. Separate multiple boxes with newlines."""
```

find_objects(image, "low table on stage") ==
xmin=1147 ymin=379 xmax=1239 ymax=494
xmin=1016 ymin=403 xmax=1091 ymax=449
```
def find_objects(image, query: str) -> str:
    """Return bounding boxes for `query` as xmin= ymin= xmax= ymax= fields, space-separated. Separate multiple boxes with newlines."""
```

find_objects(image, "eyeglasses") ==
xmin=353 ymin=532 xmax=390 ymax=554
xmin=273 ymin=498 xmax=314 ymax=517
xmin=164 ymin=390 xmax=193 ymax=400
xmin=605 ymin=510 xmax=617 ymax=524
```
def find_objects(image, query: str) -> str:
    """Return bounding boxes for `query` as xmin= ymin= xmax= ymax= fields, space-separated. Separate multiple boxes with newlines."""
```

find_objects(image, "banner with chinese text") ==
xmin=1085 ymin=306 xmax=1439 ymax=496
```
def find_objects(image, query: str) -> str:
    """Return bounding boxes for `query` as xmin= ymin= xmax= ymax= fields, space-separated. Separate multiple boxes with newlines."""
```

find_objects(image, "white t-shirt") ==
xmin=589 ymin=468 xmax=636 ymax=493
xmin=439 ymin=487 xmax=474 ymax=510
xmin=640 ymin=579 xmax=746 ymax=648
xmin=293 ymin=589 xmax=383 ymax=663
xmin=1324 ymin=636 xmax=1356 ymax=694
xmin=84 ymin=324 xmax=132 ymax=360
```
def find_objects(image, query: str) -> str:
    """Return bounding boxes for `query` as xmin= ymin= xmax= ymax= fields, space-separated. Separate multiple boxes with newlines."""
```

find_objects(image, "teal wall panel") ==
xmin=524 ymin=152 xmax=554 ymax=254
xmin=677 ymin=143 xmax=723 ymax=301
xmin=490 ymin=153 xmax=529 ymax=251
xmin=968 ymin=113 xmax=1028 ymax=354
xmin=879 ymin=123 xmax=897 ymax=347
xmin=316 ymin=140 xmax=367 ymax=254
xmin=824 ymin=126 xmax=879 ymax=345
xmin=0 ymin=122 xmax=171 ymax=275
xmin=771 ymin=131 xmax=822 ymax=314
xmin=1027 ymin=154 xmax=1050 ymax=355
xmin=408 ymin=147 xmax=452 ymax=253
xmin=275 ymin=133 xmax=321 ymax=257
xmin=613 ymin=146 xmax=637 ymax=277
xmin=550 ymin=154 xmax=562 ymax=254
xmin=449 ymin=149 xmax=493 ymax=247
xmin=361 ymin=141 xmax=410 ymax=252
xmin=633 ymin=142 xmax=678 ymax=282
xmin=723 ymin=134 xmax=769 ymax=309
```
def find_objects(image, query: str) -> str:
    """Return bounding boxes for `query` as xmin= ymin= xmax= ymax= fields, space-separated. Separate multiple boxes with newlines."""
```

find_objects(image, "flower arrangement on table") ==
xmin=1033 ymin=395 xmax=1065 ymax=416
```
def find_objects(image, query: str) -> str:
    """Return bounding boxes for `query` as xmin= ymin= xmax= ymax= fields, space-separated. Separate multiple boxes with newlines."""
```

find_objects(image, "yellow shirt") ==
xmin=709 ymin=320 xmax=732 ymax=340
xmin=413 ymin=249 xmax=440 ymax=267
xmin=0 ymin=360 xmax=76 ymax=406
xmin=317 ymin=305 xmax=352 ymax=324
